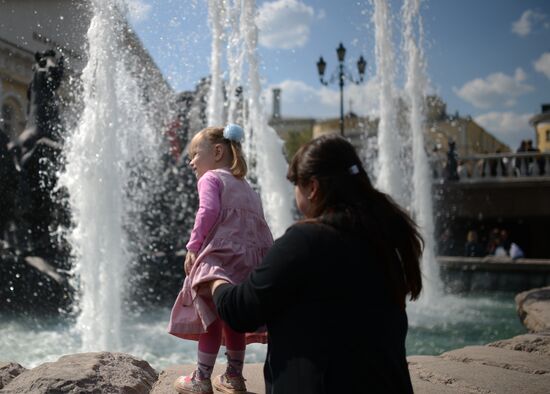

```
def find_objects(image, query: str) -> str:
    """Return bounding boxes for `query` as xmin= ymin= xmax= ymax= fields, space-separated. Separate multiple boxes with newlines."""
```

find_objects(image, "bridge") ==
xmin=432 ymin=151 xmax=550 ymax=259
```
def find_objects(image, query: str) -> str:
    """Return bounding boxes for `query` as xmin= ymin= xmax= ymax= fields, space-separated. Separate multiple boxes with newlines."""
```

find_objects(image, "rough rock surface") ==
xmin=408 ymin=333 xmax=550 ymax=394
xmin=515 ymin=286 xmax=550 ymax=332
xmin=1 ymin=352 xmax=158 ymax=394
xmin=0 ymin=363 xmax=26 ymax=390
xmin=489 ymin=331 xmax=550 ymax=356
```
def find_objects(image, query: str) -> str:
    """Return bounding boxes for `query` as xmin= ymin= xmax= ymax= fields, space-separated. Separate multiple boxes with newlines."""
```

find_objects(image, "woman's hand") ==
xmin=209 ymin=279 xmax=229 ymax=295
xmin=197 ymin=279 xmax=230 ymax=298
xmin=184 ymin=251 xmax=197 ymax=275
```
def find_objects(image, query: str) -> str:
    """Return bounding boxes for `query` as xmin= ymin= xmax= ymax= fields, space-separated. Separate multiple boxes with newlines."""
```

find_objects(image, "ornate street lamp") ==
xmin=317 ymin=43 xmax=366 ymax=136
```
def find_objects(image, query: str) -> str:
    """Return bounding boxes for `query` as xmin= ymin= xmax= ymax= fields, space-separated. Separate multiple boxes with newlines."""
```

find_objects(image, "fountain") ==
xmin=368 ymin=0 xmax=523 ymax=353
xmin=401 ymin=0 xmax=439 ymax=299
xmin=205 ymin=0 xmax=294 ymax=238
xmin=0 ymin=0 xmax=525 ymax=372
xmin=59 ymin=0 xmax=161 ymax=351
xmin=371 ymin=0 xmax=439 ymax=299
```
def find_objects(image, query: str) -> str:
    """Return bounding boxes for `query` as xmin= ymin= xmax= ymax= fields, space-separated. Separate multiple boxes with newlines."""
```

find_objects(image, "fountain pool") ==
xmin=0 ymin=291 xmax=525 ymax=371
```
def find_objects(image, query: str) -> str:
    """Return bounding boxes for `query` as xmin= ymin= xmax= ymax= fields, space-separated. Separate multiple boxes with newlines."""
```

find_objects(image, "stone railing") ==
xmin=438 ymin=256 xmax=550 ymax=292
xmin=432 ymin=151 xmax=550 ymax=181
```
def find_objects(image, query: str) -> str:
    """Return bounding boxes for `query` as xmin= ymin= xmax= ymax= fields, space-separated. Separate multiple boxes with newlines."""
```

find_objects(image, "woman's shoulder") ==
xmin=284 ymin=221 xmax=341 ymax=244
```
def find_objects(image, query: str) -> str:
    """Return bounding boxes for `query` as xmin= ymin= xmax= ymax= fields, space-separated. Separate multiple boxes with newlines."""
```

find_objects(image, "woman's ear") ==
xmin=308 ymin=177 xmax=320 ymax=201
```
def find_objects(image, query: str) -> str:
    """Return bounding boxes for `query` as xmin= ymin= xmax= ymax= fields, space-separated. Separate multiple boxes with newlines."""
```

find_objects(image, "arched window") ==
xmin=546 ymin=129 xmax=550 ymax=142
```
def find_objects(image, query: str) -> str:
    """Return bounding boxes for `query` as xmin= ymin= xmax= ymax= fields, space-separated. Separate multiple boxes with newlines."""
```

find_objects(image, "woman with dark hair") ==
xmin=203 ymin=134 xmax=423 ymax=393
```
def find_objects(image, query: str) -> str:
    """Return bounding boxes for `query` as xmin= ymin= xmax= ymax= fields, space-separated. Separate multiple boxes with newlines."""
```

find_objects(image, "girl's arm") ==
xmin=211 ymin=225 xmax=312 ymax=332
xmin=186 ymin=171 xmax=222 ymax=253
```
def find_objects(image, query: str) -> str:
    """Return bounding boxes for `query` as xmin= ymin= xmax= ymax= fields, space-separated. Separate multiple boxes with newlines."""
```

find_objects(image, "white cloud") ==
xmin=126 ymin=0 xmax=152 ymax=23
xmin=453 ymin=68 xmax=534 ymax=109
xmin=256 ymin=0 xmax=318 ymax=49
xmin=474 ymin=111 xmax=534 ymax=148
xmin=262 ymin=79 xmax=380 ymax=119
xmin=512 ymin=9 xmax=547 ymax=37
xmin=534 ymin=52 xmax=550 ymax=79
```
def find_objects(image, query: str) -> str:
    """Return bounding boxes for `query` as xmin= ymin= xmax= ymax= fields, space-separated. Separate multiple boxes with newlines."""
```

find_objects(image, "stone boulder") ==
xmin=0 ymin=363 xmax=26 ymax=390
xmin=489 ymin=332 xmax=550 ymax=356
xmin=1 ymin=352 xmax=158 ymax=393
xmin=515 ymin=286 xmax=550 ymax=332
xmin=408 ymin=333 xmax=550 ymax=393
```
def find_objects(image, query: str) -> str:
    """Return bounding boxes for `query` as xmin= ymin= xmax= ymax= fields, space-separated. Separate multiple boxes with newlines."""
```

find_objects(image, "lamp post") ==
xmin=316 ymin=43 xmax=366 ymax=136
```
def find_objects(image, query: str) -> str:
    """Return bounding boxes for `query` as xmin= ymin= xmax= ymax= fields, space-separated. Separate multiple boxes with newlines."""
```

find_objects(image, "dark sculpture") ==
xmin=0 ymin=126 xmax=18 ymax=244
xmin=17 ymin=50 xmax=64 ymax=154
xmin=9 ymin=50 xmax=66 ymax=260
xmin=1 ymin=50 xmax=72 ymax=314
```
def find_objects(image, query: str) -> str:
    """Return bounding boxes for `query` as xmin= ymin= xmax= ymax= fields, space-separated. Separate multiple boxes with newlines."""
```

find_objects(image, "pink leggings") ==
xmin=198 ymin=318 xmax=246 ymax=354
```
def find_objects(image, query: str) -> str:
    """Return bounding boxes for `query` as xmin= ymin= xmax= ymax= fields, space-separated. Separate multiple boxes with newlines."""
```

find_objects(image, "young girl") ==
xmin=168 ymin=124 xmax=273 ymax=394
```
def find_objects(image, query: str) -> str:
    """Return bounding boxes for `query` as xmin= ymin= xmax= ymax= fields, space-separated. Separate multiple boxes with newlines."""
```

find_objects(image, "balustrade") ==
xmin=431 ymin=152 xmax=550 ymax=181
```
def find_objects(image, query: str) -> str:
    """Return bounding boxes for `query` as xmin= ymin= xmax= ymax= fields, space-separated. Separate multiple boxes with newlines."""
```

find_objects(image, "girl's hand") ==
xmin=184 ymin=251 xmax=197 ymax=275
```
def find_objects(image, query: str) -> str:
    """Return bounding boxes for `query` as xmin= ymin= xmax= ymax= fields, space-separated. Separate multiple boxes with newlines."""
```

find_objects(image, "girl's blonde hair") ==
xmin=194 ymin=126 xmax=247 ymax=179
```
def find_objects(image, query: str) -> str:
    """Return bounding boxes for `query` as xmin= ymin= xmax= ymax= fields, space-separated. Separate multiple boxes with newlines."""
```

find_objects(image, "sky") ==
xmin=125 ymin=0 xmax=550 ymax=149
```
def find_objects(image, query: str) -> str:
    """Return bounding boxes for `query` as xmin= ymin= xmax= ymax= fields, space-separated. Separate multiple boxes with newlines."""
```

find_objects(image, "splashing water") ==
xmin=240 ymin=0 xmax=294 ymax=237
xmin=225 ymin=0 xmax=246 ymax=125
xmin=372 ymin=0 xmax=406 ymax=203
xmin=206 ymin=0 xmax=294 ymax=238
xmin=207 ymin=0 xmax=225 ymax=126
xmin=402 ymin=0 xmax=440 ymax=300
xmin=59 ymin=0 xmax=160 ymax=351
xmin=370 ymin=0 xmax=440 ymax=300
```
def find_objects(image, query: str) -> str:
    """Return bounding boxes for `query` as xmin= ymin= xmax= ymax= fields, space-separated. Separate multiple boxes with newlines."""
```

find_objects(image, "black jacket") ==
xmin=214 ymin=223 xmax=414 ymax=394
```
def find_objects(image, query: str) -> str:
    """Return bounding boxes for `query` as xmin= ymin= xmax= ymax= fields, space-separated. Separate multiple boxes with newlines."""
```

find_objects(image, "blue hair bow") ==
xmin=223 ymin=124 xmax=244 ymax=142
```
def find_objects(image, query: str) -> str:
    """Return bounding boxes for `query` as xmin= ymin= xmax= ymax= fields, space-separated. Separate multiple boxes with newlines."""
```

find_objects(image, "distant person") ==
xmin=202 ymin=134 xmax=422 ymax=393
xmin=493 ymin=237 xmax=508 ymax=257
xmin=438 ymin=228 xmax=458 ymax=256
xmin=526 ymin=139 xmax=545 ymax=176
xmin=515 ymin=140 xmax=527 ymax=175
xmin=446 ymin=140 xmax=459 ymax=181
xmin=499 ymin=229 xmax=525 ymax=259
xmin=526 ymin=140 xmax=541 ymax=175
xmin=168 ymin=124 xmax=273 ymax=394
xmin=485 ymin=227 xmax=500 ymax=255
xmin=464 ymin=230 xmax=484 ymax=257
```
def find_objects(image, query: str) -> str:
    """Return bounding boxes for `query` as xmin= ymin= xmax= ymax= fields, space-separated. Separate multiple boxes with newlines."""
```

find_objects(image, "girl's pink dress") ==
xmin=168 ymin=168 xmax=273 ymax=344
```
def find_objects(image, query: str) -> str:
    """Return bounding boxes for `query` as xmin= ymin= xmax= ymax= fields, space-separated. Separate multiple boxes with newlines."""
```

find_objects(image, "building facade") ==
xmin=530 ymin=104 xmax=550 ymax=152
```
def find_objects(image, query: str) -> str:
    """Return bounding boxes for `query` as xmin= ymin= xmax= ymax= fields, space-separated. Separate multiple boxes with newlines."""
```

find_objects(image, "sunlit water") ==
xmin=0 ymin=291 xmax=524 ymax=370
xmin=407 ymin=292 xmax=525 ymax=355
xmin=58 ymin=0 xmax=160 ymax=352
